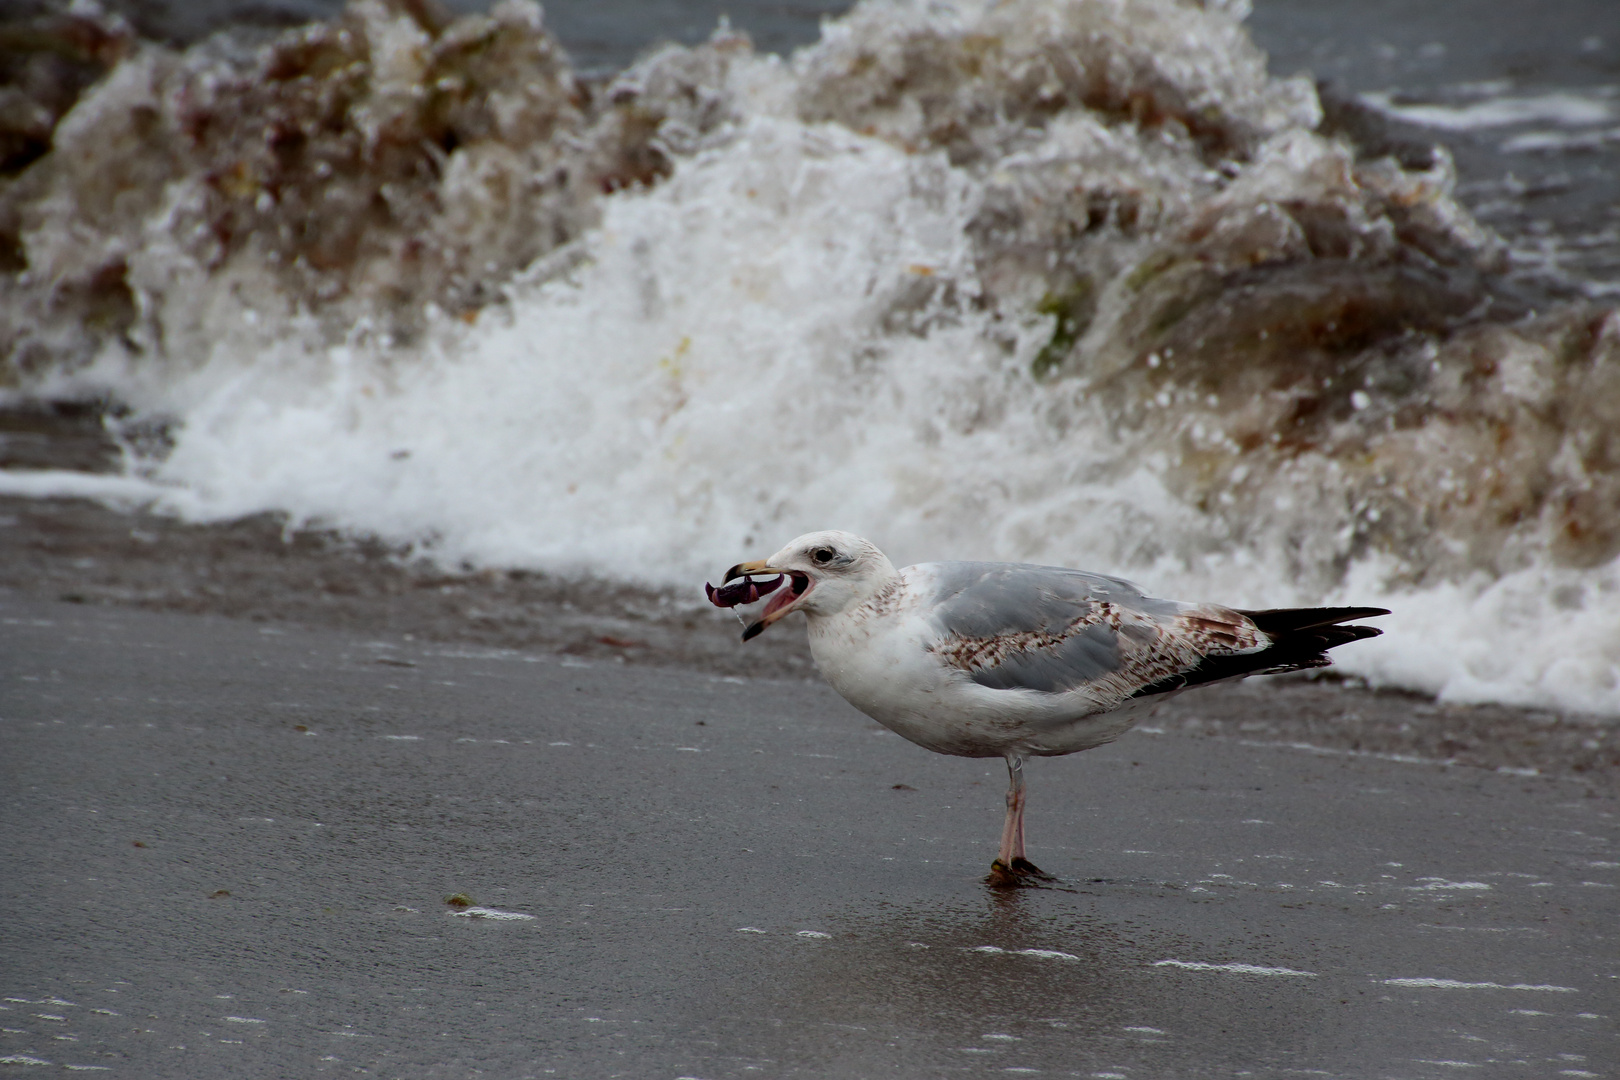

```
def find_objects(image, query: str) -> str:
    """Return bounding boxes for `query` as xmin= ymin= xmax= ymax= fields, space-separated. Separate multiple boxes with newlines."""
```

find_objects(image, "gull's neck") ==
xmin=807 ymin=564 xmax=906 ymax=628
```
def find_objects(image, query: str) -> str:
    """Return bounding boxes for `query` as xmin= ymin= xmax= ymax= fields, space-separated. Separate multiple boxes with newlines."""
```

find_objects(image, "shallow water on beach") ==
xmin=0 ymin=0 xmax=1617 ymax=715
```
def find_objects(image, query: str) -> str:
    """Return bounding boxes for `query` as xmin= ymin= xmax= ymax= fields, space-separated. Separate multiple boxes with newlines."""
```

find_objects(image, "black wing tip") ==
xmin=1130 ymin=609 xmax=1384 ymax=700
xmin=1237 ymin=606 xmax=1390 ymax=635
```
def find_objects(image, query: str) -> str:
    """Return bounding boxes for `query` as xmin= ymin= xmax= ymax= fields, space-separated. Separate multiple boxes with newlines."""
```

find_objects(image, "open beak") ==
xmin=724 ymin=560 xmax=813 ymax=641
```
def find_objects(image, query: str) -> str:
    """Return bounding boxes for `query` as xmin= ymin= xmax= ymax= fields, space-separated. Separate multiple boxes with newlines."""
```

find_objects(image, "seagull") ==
xmin=718 ymin=530 xmax=1387 ymax=886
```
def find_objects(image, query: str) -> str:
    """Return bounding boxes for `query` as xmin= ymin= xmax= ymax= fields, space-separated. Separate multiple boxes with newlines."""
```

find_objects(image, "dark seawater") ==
xmin=1249 ymin=0 xmax=1620 ymax=291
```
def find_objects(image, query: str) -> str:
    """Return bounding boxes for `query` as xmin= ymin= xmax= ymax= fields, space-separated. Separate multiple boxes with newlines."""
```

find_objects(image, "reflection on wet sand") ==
xmin=730 ymin=891 xmax=1336 ymax=1074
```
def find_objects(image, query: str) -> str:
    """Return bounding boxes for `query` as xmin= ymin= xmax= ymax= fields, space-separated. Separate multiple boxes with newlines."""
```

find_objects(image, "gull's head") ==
xmin=724 ymin=530 xmax=898 ymax=640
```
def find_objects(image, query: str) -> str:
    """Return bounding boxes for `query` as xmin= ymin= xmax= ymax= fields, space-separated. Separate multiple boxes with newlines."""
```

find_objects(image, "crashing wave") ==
xmin=1 ymin=0 xmax=1616 ymax=713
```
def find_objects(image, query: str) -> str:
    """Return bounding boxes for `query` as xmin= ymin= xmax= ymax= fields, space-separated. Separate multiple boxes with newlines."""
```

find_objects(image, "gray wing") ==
xmin=917 ymin=562 xmax=1258 ymax=700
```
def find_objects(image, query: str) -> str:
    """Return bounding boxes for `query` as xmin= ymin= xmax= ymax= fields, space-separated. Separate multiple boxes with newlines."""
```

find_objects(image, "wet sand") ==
xmin=2 ymin=592 xmax=1617 ymax=1077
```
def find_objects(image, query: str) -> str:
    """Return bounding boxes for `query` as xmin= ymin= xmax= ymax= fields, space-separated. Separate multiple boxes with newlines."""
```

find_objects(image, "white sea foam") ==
xmin=1407 ymin=880 xmax=1492 ymax=891
xmin=973 ymin=946 xmax=1081 ymax=961
xmin=447 ymin=907 xmax=536 ymax=921
xmin=1381 ymin=978 xmax=1577 ymax=992
xmin=0 ymin=469 xmax=180 ymax=506
xmin=1338 ymin=558 xmax=1620 ymax=715
xmin=1502 ymin=127 xmax=1620 ymax=154
xmin=1361 ymin=89 xmax=1620 ymax=132
xmin=1153 ymin=959 xmax=1317 ymax=976
xmin=7 ymin=0 xmax=1619 ymax=718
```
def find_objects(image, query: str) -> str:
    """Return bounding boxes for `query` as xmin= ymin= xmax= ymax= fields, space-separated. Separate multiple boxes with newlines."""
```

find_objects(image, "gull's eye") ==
xmin=811 ymin=547 xmax=837 ymax=566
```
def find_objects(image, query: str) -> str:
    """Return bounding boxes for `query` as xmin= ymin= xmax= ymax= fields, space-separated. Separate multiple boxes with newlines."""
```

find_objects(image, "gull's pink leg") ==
xmin=997 ymin=762 xmax=1021 ymax=867
xmin=990 ymin=756 xmax=1053 ymax=885
xmin=1011 ymin=770 xmax=1028 ymax=863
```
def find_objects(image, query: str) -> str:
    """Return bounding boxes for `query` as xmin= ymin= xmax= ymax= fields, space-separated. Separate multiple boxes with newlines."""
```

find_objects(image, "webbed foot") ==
xmin=1010 ymin=857 xmax=1055 ymax=880
xmin=987 ymin=857 xmax=1058 ymax=888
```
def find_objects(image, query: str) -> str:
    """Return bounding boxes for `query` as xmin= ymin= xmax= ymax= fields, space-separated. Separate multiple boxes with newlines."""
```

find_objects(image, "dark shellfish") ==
xmin=705 ymin=574 xmax=784 ymax=608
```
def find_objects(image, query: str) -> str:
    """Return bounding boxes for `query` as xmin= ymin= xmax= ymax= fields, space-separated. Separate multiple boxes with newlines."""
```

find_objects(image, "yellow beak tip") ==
xmin=724 ymin=559 xmax=774 ymax=583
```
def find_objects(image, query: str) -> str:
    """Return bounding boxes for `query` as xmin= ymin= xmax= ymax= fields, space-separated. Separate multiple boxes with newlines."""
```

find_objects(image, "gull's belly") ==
xmin=807 ymin=613 xmax=1151 ymax=759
